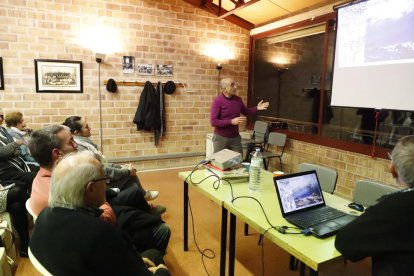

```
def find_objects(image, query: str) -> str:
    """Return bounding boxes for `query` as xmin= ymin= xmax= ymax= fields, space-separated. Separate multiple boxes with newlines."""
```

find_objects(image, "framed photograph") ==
xmin=34 ymin=59 xmax=83 ymax=93
xmin=156 ymin=64 xmax=173 ymax=77
xmin=123 ymin=56 xmax=135 ymax=74
xmin=311 ymin=74 xmax=321 ymax=85
xmin=137 ymin=63 xmax=154 ymax=76
xmin=0 ymin=57 xmax=4 ymax=90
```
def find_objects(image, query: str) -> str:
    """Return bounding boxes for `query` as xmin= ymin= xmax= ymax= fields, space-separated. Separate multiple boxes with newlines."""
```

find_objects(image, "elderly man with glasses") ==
xmin=335 ymin=135 xmax=414 ymax=275
xmin=30 ymin=151 xmax=170 ymax=275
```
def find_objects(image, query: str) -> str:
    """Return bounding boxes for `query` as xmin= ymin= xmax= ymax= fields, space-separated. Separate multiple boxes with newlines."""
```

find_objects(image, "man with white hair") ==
xmin=335 ymin=135 xmax=414 ymax=275
xmin=210 ymin=78 xmax=269 ymax=154
xmin=30 ymin=152 xmax=169 ymax=275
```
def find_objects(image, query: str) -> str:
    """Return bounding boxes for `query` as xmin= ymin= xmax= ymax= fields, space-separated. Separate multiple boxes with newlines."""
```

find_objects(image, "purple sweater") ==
xmin=210 ymin=93 xmax=257 ymax=138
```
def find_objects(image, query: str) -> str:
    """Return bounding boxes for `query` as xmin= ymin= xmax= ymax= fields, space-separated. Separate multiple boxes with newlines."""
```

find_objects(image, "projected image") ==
xmin=276 ymin=174 xmax=323 ymax=213
xmin=365 ymin=0 xmax=414 ymax=63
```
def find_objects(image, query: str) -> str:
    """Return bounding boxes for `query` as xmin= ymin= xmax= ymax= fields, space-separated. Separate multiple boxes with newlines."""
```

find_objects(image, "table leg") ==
xmin=220 ymin=207 xmax=228 ymax=276
xmin=229 ymin=213 xmax=236 ymax=276
xmin=183 ymin=181 xmax=188 ymax=251
xmin=310 ymin=268 xmax=319 ymax=276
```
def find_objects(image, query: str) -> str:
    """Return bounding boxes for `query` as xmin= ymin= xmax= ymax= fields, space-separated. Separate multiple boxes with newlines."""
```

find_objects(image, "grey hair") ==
xmin=390 ymin=135 xmax=414 ymax=188
xmin=28 ymin=125 xmax=65 ymax=167
xmin=49 ymin=151 xmax=102 ymax=209
xmin=219 ymin=78 xmax=234 ymax=91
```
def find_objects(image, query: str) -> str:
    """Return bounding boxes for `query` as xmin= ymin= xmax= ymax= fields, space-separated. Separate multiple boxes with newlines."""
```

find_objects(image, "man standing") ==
xmin=30 ymin=152 xmax=169 ymax=275
xmin=335 ymin=135 xmax=414 ymax=275
xmin=210 ymin=78 xmax=269 ymax=154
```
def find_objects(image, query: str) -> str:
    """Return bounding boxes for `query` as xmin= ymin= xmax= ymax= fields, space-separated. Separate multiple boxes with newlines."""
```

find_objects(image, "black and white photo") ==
xmin=137 ymin=63 xmax=154 ymax=76
xmin=156 ymin=64 xmax=173 ymax=76
xmin=34 ymin=59 xmax=83 ymax=93
xmin=123 ymin=56 xmax=135 ymax=73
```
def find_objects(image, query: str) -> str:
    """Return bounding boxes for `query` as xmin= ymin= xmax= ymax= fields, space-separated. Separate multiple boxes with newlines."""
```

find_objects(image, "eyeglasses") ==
xmin=230 ymin=82 xmax=237 ymax=88
xmin=90 ymin=177 xmax=110 ymax=184
xmin=0 ymin=115 xmax=3 ymax=119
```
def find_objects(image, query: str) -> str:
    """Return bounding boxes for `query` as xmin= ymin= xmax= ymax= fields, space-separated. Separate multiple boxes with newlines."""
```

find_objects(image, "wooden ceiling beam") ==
xmin=219 ymin=0 xmax=261 ymax=19
xmin=182 ymin=0 xmax=254 ymax=30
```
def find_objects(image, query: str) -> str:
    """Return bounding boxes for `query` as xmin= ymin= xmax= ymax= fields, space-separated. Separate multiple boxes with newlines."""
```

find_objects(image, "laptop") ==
xmin=273 ymin=170 xmax=356 ymax=238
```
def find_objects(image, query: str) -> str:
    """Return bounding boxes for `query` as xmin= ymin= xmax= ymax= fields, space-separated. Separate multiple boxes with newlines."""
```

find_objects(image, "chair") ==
xmin=298 ymin=163 xmax=338 ymax=194
xmin=28 ymin=247 xmax=53 ymax=276
xmin=25 ymin=198 xmax=37 ymax=222
xmin=260 ymin=132 xmax=287 ymax=171
xmin=241 ymin=120 xmax=270 ymax=161
xmin=353 ymin=180 xmax=398 ymax=207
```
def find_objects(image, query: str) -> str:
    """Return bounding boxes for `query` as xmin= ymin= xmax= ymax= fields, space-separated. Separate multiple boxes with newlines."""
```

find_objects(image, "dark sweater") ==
xmin=30 ymin=207 xmax=169 ymax=276
xmin=335 ymin=189 xmax=414 ymax=276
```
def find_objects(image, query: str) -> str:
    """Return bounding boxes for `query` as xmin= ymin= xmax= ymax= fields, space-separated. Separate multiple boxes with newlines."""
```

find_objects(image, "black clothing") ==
xmin=113 ymin=205 xmax=165 ymax=252
xmin=0 ymin=136 xmax=38 ymax=192
xmin=133 ymin=81 xmax=165 ymax=145
xmin=7 ymin=186 xmax=29 ymax=254
xmin=335 ymin=189 xmax=414 ymax=275
xmin=30 ymin=207 xmax=170 ymax=276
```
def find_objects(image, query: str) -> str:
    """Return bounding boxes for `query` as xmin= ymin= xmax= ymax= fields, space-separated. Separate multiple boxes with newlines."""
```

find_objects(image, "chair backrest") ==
xmin=298 ymin=163 xmax=338 ymax=194
xmin=25 ymin=198 xmax=37 ymax=222
xmin=266 ymin=132 xmax=287 ymax=148
xmin=252 ymin=121 xmax=270 ymax=144
xmin=353 ymin=180 xmax=398 ymax=207
xmin=28 ymin=247 xmax=53 ymax=276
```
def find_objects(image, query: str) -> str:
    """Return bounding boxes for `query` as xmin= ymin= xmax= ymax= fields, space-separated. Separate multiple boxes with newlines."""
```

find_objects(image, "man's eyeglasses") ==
xmin=90 ymin=177 xmax=110 ymax=184
xmin=0 ymin=115 xmax=4 ymax=119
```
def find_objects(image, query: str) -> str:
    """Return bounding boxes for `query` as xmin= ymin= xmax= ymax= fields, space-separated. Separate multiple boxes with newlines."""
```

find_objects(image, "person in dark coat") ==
xmin=335 ymin=135 xmax=414 ymax=275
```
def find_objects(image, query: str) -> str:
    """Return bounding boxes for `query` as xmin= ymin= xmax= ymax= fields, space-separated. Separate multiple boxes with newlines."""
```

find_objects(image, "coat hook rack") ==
xmin=103 ymin=80 xmax=185 ymax=88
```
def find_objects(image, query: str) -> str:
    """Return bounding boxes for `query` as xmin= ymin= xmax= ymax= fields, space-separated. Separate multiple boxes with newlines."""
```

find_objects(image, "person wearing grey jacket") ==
xmin=62 ymin=116 xmax=161 ymax=203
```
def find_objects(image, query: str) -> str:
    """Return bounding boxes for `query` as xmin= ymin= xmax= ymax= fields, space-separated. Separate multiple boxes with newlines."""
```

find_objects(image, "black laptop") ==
xmin=273 ymin=170 xmax=356 ymax=238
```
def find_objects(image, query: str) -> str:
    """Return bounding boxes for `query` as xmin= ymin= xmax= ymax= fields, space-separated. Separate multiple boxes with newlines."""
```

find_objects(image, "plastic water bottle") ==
xmin=249 ymin=148 xmax=263 ymax=191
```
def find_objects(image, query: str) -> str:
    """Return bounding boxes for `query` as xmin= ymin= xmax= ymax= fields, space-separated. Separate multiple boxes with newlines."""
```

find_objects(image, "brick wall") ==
xmin=266 ymin=138 xmax=395 ymax=200
xmin=0 ymin=0 xmax=250 ymax=169
xmin=0 ymin=0 xmax=395 ymax=197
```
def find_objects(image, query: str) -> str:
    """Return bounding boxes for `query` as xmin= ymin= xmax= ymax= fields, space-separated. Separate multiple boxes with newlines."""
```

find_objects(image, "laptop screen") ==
xmin=274 ymin=170 xmax=326 ymax=216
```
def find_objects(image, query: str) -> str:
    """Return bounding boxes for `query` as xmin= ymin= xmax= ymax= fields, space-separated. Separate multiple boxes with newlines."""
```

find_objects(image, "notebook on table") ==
xmin=273 ymin=170 xmax=356 ymax=238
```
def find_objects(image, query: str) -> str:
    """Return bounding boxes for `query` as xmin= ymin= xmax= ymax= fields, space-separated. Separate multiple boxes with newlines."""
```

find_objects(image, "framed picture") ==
xmin=0 ymin=57 xmax=4 ymax=90
xmin=34 ymin=59 xmax=83 ymax=93
xmin=156 ymin=64 xmax=173 ymax=77
xmin=123 ymin=56 xmax=135 ymax=74
xmin=311 ymin=74 xmax=321 ymax=85
xmin=137 ymin=63 xmax=154 ymax=76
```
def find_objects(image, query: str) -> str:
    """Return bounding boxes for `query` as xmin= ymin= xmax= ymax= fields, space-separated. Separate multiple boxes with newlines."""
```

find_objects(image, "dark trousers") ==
xmin=6 ymin=186 xmax=29 ymax=253
xmin=107 ymin=185 xmax=150 ymax=212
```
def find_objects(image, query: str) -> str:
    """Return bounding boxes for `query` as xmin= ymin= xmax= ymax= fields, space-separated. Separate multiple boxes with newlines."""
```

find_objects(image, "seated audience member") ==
xmin=5 ymin=111 xmax=37 ymax=163
xmin=28 ymin=125 xmax=159 ymax=215
xmin=30 ymin=152 xmax=169 ymax=275
xmin=28 ymin=125 xmax=170 ymax=253
xmin=0 ymin=109 xmax=37 ymax=192
xmin=335 ymin=135 xmax=414 ymax=275
xmin=63 ymin=116 xmax=159 ymax=201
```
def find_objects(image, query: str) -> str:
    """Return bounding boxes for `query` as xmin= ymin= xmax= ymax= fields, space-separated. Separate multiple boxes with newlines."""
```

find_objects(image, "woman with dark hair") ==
xmin=62 ymin=116 xmax=160 ymax=202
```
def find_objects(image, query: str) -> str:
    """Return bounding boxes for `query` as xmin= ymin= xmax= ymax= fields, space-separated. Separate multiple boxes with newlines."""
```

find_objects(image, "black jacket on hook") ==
xmin=133 ymin=81 xmax=165 ymax=145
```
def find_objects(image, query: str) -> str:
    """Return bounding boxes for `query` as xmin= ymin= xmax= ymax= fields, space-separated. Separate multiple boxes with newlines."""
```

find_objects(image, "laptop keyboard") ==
xmin=288 ymin=207 xmax=346 ymax=229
